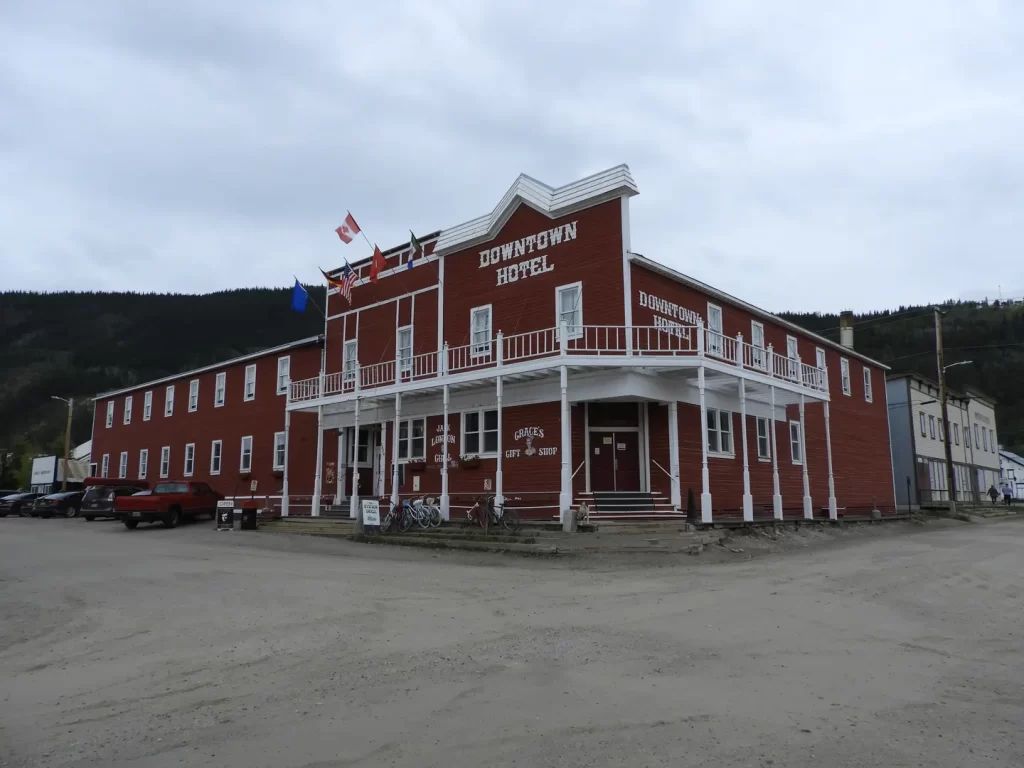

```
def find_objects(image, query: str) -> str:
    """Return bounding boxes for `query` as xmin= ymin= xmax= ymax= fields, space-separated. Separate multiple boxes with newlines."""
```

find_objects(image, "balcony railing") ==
xmin=290 ymin=323 xmax=830 ymax=402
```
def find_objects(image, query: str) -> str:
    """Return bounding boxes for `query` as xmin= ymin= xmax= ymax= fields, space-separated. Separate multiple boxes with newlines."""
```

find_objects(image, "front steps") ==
xmin=575 ymin=491 xmax=682 ymax=520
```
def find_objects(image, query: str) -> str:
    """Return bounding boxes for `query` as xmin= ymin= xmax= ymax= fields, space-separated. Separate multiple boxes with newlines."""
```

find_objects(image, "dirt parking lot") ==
xmin=1 ymin=517 xmax=1022 ymax=767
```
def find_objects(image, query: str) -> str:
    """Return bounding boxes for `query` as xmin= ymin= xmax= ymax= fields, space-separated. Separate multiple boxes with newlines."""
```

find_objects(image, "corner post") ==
xmin=349 ymin=365 xmax=362 ymax=522
xmin=825 ymin=401 xmax=838 ymax=520
xmin=668 ymin=400 xmax=681 ymax=509
xmin=698 ymin=365 xmax=713 ymax=522
xmin=559 ymin=363 xmax=572 ymax=530
xmin=740 ymin=379 xmax=753 ymax=521
xmin=800 ymin=392 xmax=812 ymax=519
xmin=281 ymin=407 xmax=291 ymax=517
xmin=770 ymin=385 xmax=782 ymax=520
xmin=495 ymin=331 xmax=504 ymax=507
xmin=440 ymin=383 xmax=450 ymax=520
xmin=311 ymin=403 xmax=324 ymax=517
xmin=390 ymin=392 xmax=402 ymax=510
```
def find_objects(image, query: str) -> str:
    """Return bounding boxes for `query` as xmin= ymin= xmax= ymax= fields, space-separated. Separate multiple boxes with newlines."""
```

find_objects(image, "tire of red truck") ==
xmin=164 ymin=506 xmax=181 ymax=529
xmin=124 ymin=520 xmax=139 ymax=530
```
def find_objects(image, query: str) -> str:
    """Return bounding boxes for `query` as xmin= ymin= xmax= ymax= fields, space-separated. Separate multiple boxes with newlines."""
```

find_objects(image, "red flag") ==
xmin=369 ymin=245 xmax=386 ymax=283
xmin=335 ymin=212 xmax=360 ymax=244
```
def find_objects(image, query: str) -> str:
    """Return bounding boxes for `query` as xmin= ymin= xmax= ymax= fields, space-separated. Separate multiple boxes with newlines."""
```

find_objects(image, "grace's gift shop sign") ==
xmin=638 ymin=290 xmax=702 ymax=342
xmin=479 ymin=222 xmax=578 ymax=286
xmin=504 ymin=426 xmax=558 ymax=459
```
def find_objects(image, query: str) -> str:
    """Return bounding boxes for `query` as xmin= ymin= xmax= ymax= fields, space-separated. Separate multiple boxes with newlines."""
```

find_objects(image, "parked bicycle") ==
xmin=466 ymin=495 xmax=521 ymax=532
xmin=380 ymin=498 xmax=414 ymax=533
xmin=380 ymin=496 xmax=443 ymax=532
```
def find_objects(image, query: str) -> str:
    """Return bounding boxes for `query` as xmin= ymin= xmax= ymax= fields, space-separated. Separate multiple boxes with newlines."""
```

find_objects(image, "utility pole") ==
xmin=934 ymin=309 xmax=957 ymax=516
xmin=52 ymin=396 xmax=73 ymax=492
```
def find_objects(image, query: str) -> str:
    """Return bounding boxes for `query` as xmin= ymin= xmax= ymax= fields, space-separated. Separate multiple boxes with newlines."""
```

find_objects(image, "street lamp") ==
xmin=944 ymin=360 xmax=972 ymax=372
xmin=51 ymin=396 xmax=73 ymax=492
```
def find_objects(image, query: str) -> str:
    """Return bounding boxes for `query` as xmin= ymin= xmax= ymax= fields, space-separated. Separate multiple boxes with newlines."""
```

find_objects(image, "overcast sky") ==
xmin=2 ymin=1 xmax=1022 ymax=312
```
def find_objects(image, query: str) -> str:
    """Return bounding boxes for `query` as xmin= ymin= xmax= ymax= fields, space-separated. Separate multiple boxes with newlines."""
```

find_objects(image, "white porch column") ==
xmin=440 ymin=384 xmax=450 ymax=520
xmin=390 ymin=393 xmax=402 ymax=510
xmin=667 ymin=401 xmax=681 ymax=509
xmin=281 ymin=408 xmax=291 ymax=517
xmin=800 ymin=392 xmax=812 ymax=519
xmin=311 ymin=404 xmax=324 ymax=517
xmin=495 ymin=331 xmax=504 ymax=506
xmin=740 ymin=379 xmax=753 ymax=522
xmin=349 ymin=366 xmax=362 ymax=521
xmin=824 ymin=401 xmax=838 ymax=520
xmin=335 ymin=429 xmax=345 ymax=504
xmin=770 ymin=385 xmax=782 ymax=520
xmin=698 ymin=366 xmax=713 ymax=523
xmin=559 ymin=364 xmax=572 ymax=529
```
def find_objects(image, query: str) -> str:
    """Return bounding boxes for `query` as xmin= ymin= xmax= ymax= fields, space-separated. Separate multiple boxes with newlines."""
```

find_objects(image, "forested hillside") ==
xmin=2 ymin=291 xmax=1022 ymax=487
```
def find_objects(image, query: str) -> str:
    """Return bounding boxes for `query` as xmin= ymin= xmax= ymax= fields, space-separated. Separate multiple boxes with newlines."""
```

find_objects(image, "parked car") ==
xmin=80 ymin=480 xmax=149 ymax=521
xmin=115 ymin=481 xmax=222 ymax=529
xmin=0 ymin=492 xmax=44 ymax=518
xmin=32 ymin=491 xmax=86 ymax=519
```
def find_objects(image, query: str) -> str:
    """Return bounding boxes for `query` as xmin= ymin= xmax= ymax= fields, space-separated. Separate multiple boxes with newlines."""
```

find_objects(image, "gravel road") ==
xmin=1 ymin=517 xmax=1022 ymax=767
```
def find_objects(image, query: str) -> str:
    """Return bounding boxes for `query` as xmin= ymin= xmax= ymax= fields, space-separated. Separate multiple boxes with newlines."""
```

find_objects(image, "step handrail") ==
xmin=571 ymin=461 xmax=586 ymax=480
xmin=651 ymin=459 xmax=677 ymax=481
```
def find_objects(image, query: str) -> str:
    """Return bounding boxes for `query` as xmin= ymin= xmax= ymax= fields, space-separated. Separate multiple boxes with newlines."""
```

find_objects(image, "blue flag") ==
xmin=290 ymin=280 xmax=308 ymax=313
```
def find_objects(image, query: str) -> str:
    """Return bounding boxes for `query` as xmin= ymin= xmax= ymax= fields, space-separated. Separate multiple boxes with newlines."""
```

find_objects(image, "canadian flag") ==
xmin=335 ymin=212 xmax=361 ymax=244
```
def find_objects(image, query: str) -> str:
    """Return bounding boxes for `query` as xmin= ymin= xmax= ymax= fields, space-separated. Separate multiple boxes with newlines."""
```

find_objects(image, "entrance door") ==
xmin=589 ymin=431 xmax=641 ymax=492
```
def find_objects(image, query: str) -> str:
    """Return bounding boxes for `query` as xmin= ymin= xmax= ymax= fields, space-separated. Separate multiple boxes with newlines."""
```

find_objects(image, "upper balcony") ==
xmin=288 ymin=323 xmax=829 ymax=408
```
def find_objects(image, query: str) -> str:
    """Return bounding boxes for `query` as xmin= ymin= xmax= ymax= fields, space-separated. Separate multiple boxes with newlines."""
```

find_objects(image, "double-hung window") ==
xmin=105 ymin=401 xmax=114 ymax=428
xmin=397 ymin=418 xmax=426 ymax=461
xmin=244 ymin=365 xmax=257 ymax=401
xmin=189 ymin=379 xmax=199 ymax=412
xmin=953 ymin=423 xmax=960 ymax=445
xmin=123 ymin=396 xmax=132 ymax=424
xmin=786 ymin=335 xmax=799 ymax=379
xmin=139 ymin=449 xmax=148 ymax=479
xmin=982 ymin=428 xmax=989 ymax=452
xmin=160 ymin=447 xmax=170 ymax=478
xmin=118 ymin=451 xmax=128 ymax=479
xmin=210 ymin=440 xmax=222 ymax=475
xmin=343 ymin=340 xmax=358 ymax=388
xmin=277 ymin=356 xmax=291 ymax=395
xmin=750 ymin=321 xmax=766 ymax=370
xmin=556 ymin=283 xmax=582 ymax=340
xmin=815 ymin=348 xmax=827 ymax=389
xmin=183 ymin=443 xmax=195 ymax=477
xmin=790 ymin=421 xmax=804 ymax=464
xmin=990 ymin=429 xmax=996 ymax=452
xmin=706 ymin=409 xmax=733 ymax=456
xmin=756 ymin=417 xmax=771 ymax=459
xmin=239 ymin=436 xmax=253 ymax=472
xmin=463 ymin=410 xmax=498 ymax=456
xmin=143 ymin=391 xmax=152 ymax=420
xmin=214 ymin=372 xmax=226 ymax=407
xmin=840 ymin=359 xmax=851 ymax=395
xmin=707 ymin=303 xmax=724 ymax=356
xmin=974 ymin=424 xmax=981 ymax=449
xmin=273 ymin=432 xmax=286 ymax=470
xmin=470 ymin=306 xmax=492 ymax=358
xmin=919 ymin=412 xmax=927 ymax=436
xmin=101 ymin=454 xmax=110 ymax=478
xmin=164 ymin=386 xmax=174 ymax=416
xmin=929 ymin=415 xmax=936 ymax=439
xmin=397 ymin=326 xmax=413 ymax=379
xmin=863 ymin=367 xmax=873 ymax=402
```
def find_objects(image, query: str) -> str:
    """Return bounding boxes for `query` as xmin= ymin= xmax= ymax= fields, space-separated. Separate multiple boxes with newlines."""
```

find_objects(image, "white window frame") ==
xmin=343 ymin=340 xmax=358 ymax=386
xmin=470 ymin=305 xmax=493 ymax=359
xmin=89 ymin=462 xmax=98 ymax=478
xmin=938 ymin=419 xmax=945 ymax=442
xmin=396 ymin=325 xmax=413 ymax=379
xmin=123 ymin=395 xmax=132 ymax=425
xmin=982 ymin=428 xmax=989 ymax=452
xmin=974 ymin=424 xmax=980 ymax=449
xmin=989 ymin=428 xmax=996 ymax=452
xmin=101 ymin=454 xmax=110 ymax=478
xmin=840 ymin=358 xmax=851 ymax=395
xmin=183 ymin=443 xmax=195 ymax=477
xmin=397 ymin=418 xmax=427 ymax=461
xmin=143 ymin=390 xmax=152 ymax=421
xmin=789 ymin=420 xmax=804 ymax=465
xmin=164 ymin=385 xmax=175 ymax=417
xmin=244 ymin=364 xmax=257 ymax=402
xmin=756 ymin=416 xmax=771 ymax=460
xmin=105 ymin=401 xmax=114 ymax=428
xmin=786 ymin=335 xmax=799 ymax=379
xmin=214 ymin=372 xmax=226 ymax=407
xmin=750 ymin=320 xmax=766 ymax=370
xmin=160 ymin=446 xmax=170 ymax=479
xmin=815 ymin=347 xmax=826 ymax=371
xmin=210 ymin=440 xmax=222 ymax=475
xmin=277 ymin=356 xmax=291 ymax=395
xmin=863 ymin=367 xmax=872 ymax=403
xmin=920 ymin=412 xmax=927 ymax=436
xmin=240 ymin=435 xmax=253 ymax=472
xmin=706 ymin=302 xmax=724 ymax=356
xmin=556 ymin=282 xmax=583 ymax=340
xmin=461 ymin=409 xmax=499 ymax=457
xmin=138 ymin=449 xmax=148 ymax=480
xmin=188 ymin=379 xmax=199 ymax=412
xmin=929 ymin=415 xmax=936 ymax=439
xmin=118 ymin=451 xmax=128 ymax=479
xmin=273 ymin=432 xmax=286 ymax=470
xmin=706 ymin=408 xmax=734 ymax=457
xmin=953 ymin=422 xmax=960 ymax=445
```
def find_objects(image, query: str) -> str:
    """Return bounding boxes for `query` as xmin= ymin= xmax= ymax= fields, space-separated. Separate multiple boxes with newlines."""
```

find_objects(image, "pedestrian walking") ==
xmin=1000 ymin=480 xmax=1013 ymax=506
xmin=988 ymin=484 xmax=999 ymax=505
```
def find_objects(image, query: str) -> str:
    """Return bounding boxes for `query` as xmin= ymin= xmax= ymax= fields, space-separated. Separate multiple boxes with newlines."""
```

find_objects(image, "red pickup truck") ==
xmin=115 ymin=481 xmax=223 ymax=530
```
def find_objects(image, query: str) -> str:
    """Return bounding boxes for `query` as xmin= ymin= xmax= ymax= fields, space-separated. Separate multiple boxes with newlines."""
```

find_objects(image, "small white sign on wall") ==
xmin=412 ymin=475 xmax=420 ymax=492
xmin=484 ymin=478 xmax=492 ymax=491
xmin=361 ymin=499 xmax=380 ymax=527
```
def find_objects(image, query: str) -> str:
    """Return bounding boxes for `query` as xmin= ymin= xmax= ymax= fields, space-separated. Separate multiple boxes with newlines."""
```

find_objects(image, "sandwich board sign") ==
xmin=361 ymin=499 xmax=380 ymax=531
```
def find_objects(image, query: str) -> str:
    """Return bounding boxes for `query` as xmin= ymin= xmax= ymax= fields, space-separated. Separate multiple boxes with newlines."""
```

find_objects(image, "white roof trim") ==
xmin=629 ymin=253 xmax=890 ymax=370
xmin=434 ymin=164 xmax=638 ymax=255
xmin=93 ymin=336 xmax=323 ymax=401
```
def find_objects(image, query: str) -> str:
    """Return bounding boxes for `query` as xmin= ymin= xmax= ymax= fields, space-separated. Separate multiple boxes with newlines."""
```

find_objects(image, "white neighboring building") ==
xmin=1000 ymin=449 xmax=1024 ymax=498
xmin=28 ymin=442 xmax=92 ymax=494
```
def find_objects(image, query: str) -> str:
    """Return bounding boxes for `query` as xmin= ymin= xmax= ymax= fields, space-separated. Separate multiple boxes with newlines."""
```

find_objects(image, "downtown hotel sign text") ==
xmin=478 ymin=221 xmax=578 ymax=286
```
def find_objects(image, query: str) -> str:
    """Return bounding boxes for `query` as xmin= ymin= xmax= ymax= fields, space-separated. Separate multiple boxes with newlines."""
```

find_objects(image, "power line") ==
xmin=884 ymin=341 xmax=1024 ymax=364
xmin=812 ymin=297 xmax=1024 ymax=336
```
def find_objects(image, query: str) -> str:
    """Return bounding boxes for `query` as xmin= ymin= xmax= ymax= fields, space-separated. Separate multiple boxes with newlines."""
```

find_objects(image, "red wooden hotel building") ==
xmin=92 ymin=165 xmax=896 ymax=523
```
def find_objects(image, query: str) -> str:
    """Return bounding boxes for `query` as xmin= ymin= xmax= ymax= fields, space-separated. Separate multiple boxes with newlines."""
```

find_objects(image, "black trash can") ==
xmin=239 ymin=507 xmax=259 ymax=530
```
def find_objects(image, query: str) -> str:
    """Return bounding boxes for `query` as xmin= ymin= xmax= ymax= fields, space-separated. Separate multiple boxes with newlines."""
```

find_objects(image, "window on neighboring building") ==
xmin=938 ymin=419 xmax=944 ymax=442
xmin=397 ymin=326 xmax=413 ymax=379
xmin=105 ymin=401 xmax=114 ymax=428
xmin=471 ymin=306 xmax=492 ymax=358
xmin=920 ymin=412 xmax=927 ymax=436
xmin=277 ymin=356 xmax=290 ymax=395
xmin=124 ymin=395 xmax=132 ymax=424
xmin=138 ymin=449 xmax=148 ymax=479
xmin=143 ymin=390 xmax=152 ymax=421
xmin=706 ymin=409 xmax=733 ymax=456
xmin=215 ymin=372 xmax=226 ymax=407
xmin=101 ymin=454 xmax=110 ymax=478
xmin=556 ymin=283 xmax=583 ymax=340
xmin=990 ymin=429 xmax=996 ymax=452
xmin=975 ymin=424 xmax=981 ymax=449
xmin=756 ymin=417 xmax=771 ymax=460
xmin=750 ymin=321 xmax=766 ymax=369
xmin=463 ymin=410 xmax=498 ymax=456
xmin=398 ymin=418 xmax=426 ymax=461
xmin=706 ymin=303 xmax=724 ymax=356
xmin=953 ymin=422 xmax=960 ymax=445
xmin=160 ymin=447 xmax=170 ymax=478
xmin=982 ymin=428 xmax=989 ymax=452
xmin=164 ymin=385 xmax=174 ymax=416
xmin=118 ymin=451 xmax=128 ymax=479
xmin=343 ymin=340 xmax=358 ymax=386
xmin=840 ymin=359 xmax=851 ymax=395
xmin=239 ymin=436 xmax=253 ymax=472
xmin=184 ymin=443 xmax=195 ymax=477
xmin=790 ymin=421 xmax=803 ymax=464
xmin=188 ymin=379 xmax=199 ymax=412
xmin=929 ymin=415 xmax=936 ymax=439
xmin=863 ymin=367 xmax=872 ymax=402
xmin=210 ymin=440 xmax=222 ymax=475
xmin=244 ymin=365 xmax=257 ymax=401
xmin=273 ymin=432 xmax=286 ymax=470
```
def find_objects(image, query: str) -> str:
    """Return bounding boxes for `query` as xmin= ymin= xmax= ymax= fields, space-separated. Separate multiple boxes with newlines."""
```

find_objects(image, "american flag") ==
xmin=320 ymin=262 xmax=357 ymax=304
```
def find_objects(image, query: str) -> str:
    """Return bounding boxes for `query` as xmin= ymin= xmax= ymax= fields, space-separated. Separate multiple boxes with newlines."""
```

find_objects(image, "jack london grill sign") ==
xmin=478 ymin=221 xmax=578 ymax=286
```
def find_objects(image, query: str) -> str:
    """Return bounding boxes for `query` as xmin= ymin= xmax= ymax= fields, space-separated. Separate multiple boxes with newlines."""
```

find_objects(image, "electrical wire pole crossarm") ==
xmin=934 ymin=309 xmax=958 ymax=516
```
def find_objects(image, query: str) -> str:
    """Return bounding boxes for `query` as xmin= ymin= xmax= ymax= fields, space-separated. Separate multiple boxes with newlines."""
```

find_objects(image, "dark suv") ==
xmin=81 ymin=484 xmax=148 ymax=521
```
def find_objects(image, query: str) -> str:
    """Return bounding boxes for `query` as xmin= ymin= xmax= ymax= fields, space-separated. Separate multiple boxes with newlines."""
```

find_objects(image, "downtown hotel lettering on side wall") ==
xmin=479 ymin=222 xmax=578 ymax=286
